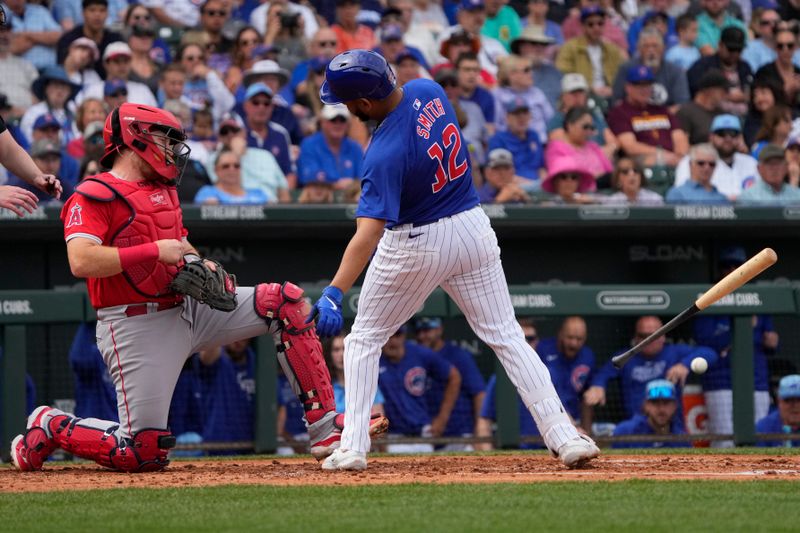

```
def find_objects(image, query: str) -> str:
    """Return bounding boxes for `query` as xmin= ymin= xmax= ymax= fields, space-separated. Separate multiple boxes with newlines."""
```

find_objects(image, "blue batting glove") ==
xmin=306 ymin=285 xmax=344 ymax=338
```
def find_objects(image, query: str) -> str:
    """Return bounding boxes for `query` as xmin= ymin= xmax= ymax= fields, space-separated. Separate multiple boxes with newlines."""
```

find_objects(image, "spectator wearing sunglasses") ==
xmin=611 ymin=379 xmax=690 ymax=449
xmin=555 ymin=7 xmax=625 ymax=101
xmin=285 ymin=28 xmax=339 ymax=105
xmin=492 ymin=54 xmax=553 ymax=142
xmin=742 ymin=7 xmax=783 ymax=73
xmin=545 ymin=106 xmax=611 ymax=185
xmin=754 ymin=28 xmax=800 ymax=106
xmin=207 ymin=113 xmax=290 ymax=203
xmin=242 ymin=82 xmax=295 ymax=186
xmin=674 ymin=114 xmax=758 ymax=201
xmin=297 ymin=104 xmax=363 ymax=190
xmin=195 ymin=149 xmax=270 ymax=205
xmin=602 ymin=156 xmax=664 ymax=206
xmin=665 ymin=143 xmax=731 ymax=204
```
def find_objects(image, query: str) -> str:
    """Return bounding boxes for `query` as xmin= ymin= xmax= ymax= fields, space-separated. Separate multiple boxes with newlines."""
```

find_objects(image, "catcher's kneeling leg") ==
xmin=50 ymin=414 xmax=175 ymax=472
xmin=254 ymin=282 xmax=336 ymax=425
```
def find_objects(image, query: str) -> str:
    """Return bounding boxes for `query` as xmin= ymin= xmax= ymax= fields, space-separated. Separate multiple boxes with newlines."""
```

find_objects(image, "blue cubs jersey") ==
xmin=356 ymin=79 xmax=480 ymax=226
xmin=591 ymin=343 xmax=718 ymax=418
xmin=480 ymin=375 xmax=544 ymax=450
xmin=278 ymin=374 xmax=307 ymax=436
xmin=611 ymin=413 xmax=689 ymax=448
xmin=693 ymin=315 xmax=775 ymax=392
xmin=755 ymin=410 xmax=800 ymax=447
xmin=198 ymin=347 xmax=256 ymax=446
xmin=68 ymin=322 xmax=118 ymax=422
xmin=425 ymin=342 xmax=486 ymax=436
xmin=535 ymin=337 xmax=595 ymax=420
xmin=378 ymin=341 xmax=453 ymax=436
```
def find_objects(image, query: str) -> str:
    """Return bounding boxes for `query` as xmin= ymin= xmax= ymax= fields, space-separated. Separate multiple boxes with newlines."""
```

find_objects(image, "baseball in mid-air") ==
xmin=691 ymin=357 xmax=708 ymax=374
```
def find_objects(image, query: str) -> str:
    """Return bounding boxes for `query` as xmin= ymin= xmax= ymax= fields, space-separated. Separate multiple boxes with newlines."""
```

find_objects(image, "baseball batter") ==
xmin=11 ymin=103 xmax=386 ymax=473
xmin=308 ymin=50 xmax=600 ymax=471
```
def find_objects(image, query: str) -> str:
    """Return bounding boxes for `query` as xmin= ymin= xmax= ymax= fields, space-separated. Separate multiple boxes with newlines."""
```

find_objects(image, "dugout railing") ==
xmin=1 ymin=284 xmax=797 ymax=461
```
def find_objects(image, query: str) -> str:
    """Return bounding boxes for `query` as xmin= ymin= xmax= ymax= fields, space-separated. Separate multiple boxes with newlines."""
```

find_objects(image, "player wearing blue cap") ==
xmin=308 ymin=49 xmax=599 ymax=471
xmin=612 ymin=379 xmax=690 ymax=449
xmin=756 ymin=375 xmax=800 ymax=447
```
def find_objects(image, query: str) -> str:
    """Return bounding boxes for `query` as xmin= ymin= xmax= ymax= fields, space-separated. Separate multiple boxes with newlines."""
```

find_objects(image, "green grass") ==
xmin=1 ymin=481 xmax=799 ymax=532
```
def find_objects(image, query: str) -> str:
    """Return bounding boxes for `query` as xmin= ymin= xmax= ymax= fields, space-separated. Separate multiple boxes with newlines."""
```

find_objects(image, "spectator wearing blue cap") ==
xmin=742 ymin=7 xmax=783 ymax=73
xmin=693 ymin=245 xmax=779 ymax=447
xmin=55 ymin=0 xmax=125 ymax=80
xmin=555 ymin=6 xmax=625 ymax=100
xmin=607 ymin=65 xmax=689 ymax=168
xmin=481 ymin=0 xmax=522 ymax=52
xmin=415 ymin=317 xmax=486 ymax=449
xmin=102 ymin=78 xmax=127 ymax=109
xmin=242 ymin=82 xmax=295 ymax=185
xmin=756 ymin=375 xmax=800 ymax=447
xmin=394 ymin=47 xmax=424 ymax=86
xmin=666 ymin=143 xmax=731 ymax=204
xmin=374 ymin=23 xmax=430 ymax=74
xmin=5 ymin=0 xmax=62 ymax=70
xmin=238 ymin=59 xmax=303 ymax=146
xmin=22 ymin=112 xmax=80 ymax=192
xmin=612 ymin=28 xmax=690 ymax=109
xmin=611 ymin=379 xmax=690 ymax=449
xmin=437 ymin=0 xmax=507 ymax=79
xmin=297 ymin=104 xmax=363 ymax=190
xmin=487 ymin=99 xmax=545 ymax=183
xmin=674 ymin=114 xmax=758 ymax=201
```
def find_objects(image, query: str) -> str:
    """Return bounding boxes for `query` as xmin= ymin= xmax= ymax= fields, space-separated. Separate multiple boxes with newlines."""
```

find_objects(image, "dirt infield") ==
xmin=2 ymin=454 xmax=800 ymax=492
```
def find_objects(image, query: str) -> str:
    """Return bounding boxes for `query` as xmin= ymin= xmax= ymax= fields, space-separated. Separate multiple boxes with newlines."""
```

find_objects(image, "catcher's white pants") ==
xmin=341 ymin=206 xmax=579 ymax=454
xmin=705 ymin=389 xmax=771 ymax=448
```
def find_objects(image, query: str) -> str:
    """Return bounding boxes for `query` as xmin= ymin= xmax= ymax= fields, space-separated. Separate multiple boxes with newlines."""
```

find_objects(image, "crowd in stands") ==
xmin=1 ymin=0 xmax=800 ymax=206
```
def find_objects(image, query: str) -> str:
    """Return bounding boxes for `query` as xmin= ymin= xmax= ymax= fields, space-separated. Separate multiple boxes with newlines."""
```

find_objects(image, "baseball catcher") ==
xmin=11 ymin=103 xmax=387 ymax=473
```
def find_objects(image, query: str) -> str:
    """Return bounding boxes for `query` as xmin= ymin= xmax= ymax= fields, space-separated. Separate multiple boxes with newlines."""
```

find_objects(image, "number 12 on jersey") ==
xmin=427 ymin=123 xmax=468 ymax=193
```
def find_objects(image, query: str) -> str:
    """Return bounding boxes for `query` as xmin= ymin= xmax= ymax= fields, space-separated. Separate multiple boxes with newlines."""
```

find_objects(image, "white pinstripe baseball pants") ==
xmin=341 ymin=206 xmax=580 ymax=453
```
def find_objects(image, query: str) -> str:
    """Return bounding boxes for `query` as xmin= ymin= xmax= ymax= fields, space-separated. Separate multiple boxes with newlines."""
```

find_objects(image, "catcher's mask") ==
xmin=101 ymin=103 xmax=191 ymax=185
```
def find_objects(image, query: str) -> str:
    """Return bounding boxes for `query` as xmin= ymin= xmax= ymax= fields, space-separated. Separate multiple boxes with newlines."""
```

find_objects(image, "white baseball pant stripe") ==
xmin=705 ymin=389 xmax=771 ymax=448
xmin=342 ymin=206 xmax=579 ymax=453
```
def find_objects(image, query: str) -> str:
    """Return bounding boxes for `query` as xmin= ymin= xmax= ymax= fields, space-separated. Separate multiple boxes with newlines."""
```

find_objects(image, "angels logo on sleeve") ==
xmin=66 ymin=203 xmax=83 ymax=228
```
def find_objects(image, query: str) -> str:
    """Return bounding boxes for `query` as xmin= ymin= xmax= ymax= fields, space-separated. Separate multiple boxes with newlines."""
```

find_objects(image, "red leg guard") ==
xmin=255 ymin=282 xmax=336 ymax=424
xmin=49 ymin=416 xmax=175 ymax=472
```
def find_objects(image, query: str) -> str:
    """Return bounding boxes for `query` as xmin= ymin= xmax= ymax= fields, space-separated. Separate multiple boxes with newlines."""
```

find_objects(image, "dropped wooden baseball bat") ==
xmin=612 ymin=248 xmax=778 ymax=369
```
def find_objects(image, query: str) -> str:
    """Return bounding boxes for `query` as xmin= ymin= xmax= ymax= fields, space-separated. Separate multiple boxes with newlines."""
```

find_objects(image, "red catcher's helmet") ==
xmin=100 ymin=103 xmax=191 ymax=183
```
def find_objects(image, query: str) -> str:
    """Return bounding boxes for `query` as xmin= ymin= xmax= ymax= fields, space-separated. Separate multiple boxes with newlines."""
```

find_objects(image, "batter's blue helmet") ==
xmin=319 ymin=49 xmax=397 ymax=104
